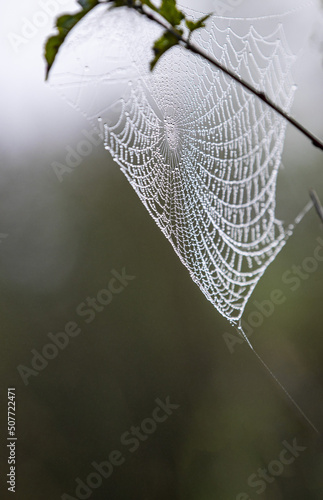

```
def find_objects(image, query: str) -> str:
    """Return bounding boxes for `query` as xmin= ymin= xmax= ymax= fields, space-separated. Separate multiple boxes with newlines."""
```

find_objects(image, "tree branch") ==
xmin=310 ymin=189 xmax=323 ymax=224
xmin=45 ymin=0 xmax=323 ymax=151
xmin=134 ymin=3 xmax=323 ymax=151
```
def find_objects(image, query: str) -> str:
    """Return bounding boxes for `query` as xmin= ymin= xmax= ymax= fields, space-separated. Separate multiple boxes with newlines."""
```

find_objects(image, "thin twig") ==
xmin=132 ymin=3 xmax=323 ymax=151
xmin=309 ymin=189 xmax=323 ymax=224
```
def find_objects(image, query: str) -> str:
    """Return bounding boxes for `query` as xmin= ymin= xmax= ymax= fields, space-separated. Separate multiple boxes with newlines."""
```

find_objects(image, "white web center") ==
xmin=164 ymin=115 xmax=180 ymax=150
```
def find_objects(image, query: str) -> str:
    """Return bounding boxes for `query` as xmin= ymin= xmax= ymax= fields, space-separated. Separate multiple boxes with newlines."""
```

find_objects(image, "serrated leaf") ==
xmin=45 ymin=0 xmax=99 ymax=80
xmin=150 ymin=29 xmax=181 ymax=70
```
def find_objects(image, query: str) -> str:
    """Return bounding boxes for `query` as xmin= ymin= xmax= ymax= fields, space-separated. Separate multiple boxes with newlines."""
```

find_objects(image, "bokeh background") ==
xmin=1 ymin=0 xmax=323 ymax=499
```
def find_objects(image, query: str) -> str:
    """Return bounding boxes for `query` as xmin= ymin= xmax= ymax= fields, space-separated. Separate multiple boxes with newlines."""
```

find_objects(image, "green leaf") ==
xmin=44 ymin=0 xmax=99 ymax=80
xmin=109 ymin=0 xmax=132 ymax=8
xmin=141 ymin=0 xmax=184 ymax=26
xmin=56 ymin=13 xmax=83 ymax=33
xmin=150 ymin=29 xmax=181 ymax=70
xmin=185 ymin=14 xmax=210 ymax=34
xmin=159 ymin=0 xmax=184 ymax=27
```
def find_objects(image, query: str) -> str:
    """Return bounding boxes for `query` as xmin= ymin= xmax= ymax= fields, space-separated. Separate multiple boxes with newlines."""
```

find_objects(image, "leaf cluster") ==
xmin=44 ymin=0 xmax=210 ymax=78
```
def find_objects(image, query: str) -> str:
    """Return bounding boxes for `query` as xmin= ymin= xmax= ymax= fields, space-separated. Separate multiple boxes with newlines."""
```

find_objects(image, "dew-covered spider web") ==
xmin=49 ymin=0 xmax=319 ymax=432
xmin=50 ymin=1 xmax=313 ymax=326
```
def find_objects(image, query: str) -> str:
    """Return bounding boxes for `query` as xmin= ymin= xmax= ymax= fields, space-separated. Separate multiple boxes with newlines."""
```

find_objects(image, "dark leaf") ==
xmin=44 ymin=34 xmax=65 ymax=79
xmin=109 ymin=0 xmax=132 ymax=8
xmin=150 ymin=29 xmax=181 ymax=70
xmin=44 ymin=0 xmax=99 ymax=80
xmin=56 ymin=13 xmax=84 ymax=33
xmin=159 ymin=0 xmax=184 ymax=27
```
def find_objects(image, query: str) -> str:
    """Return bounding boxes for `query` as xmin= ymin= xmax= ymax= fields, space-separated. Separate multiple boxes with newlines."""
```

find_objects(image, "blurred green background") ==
xmin=1 ymin=1 xmax=323 ymax=499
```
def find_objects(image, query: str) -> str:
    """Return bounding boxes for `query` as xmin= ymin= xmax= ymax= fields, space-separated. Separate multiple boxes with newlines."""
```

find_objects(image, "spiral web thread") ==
xmin=100 ymin=11 xmax=297 ymax=325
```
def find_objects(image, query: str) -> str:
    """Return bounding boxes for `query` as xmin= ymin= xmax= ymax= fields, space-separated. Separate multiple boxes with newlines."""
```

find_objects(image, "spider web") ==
xmin=50 ymin=2 xmax=311 ymax=325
